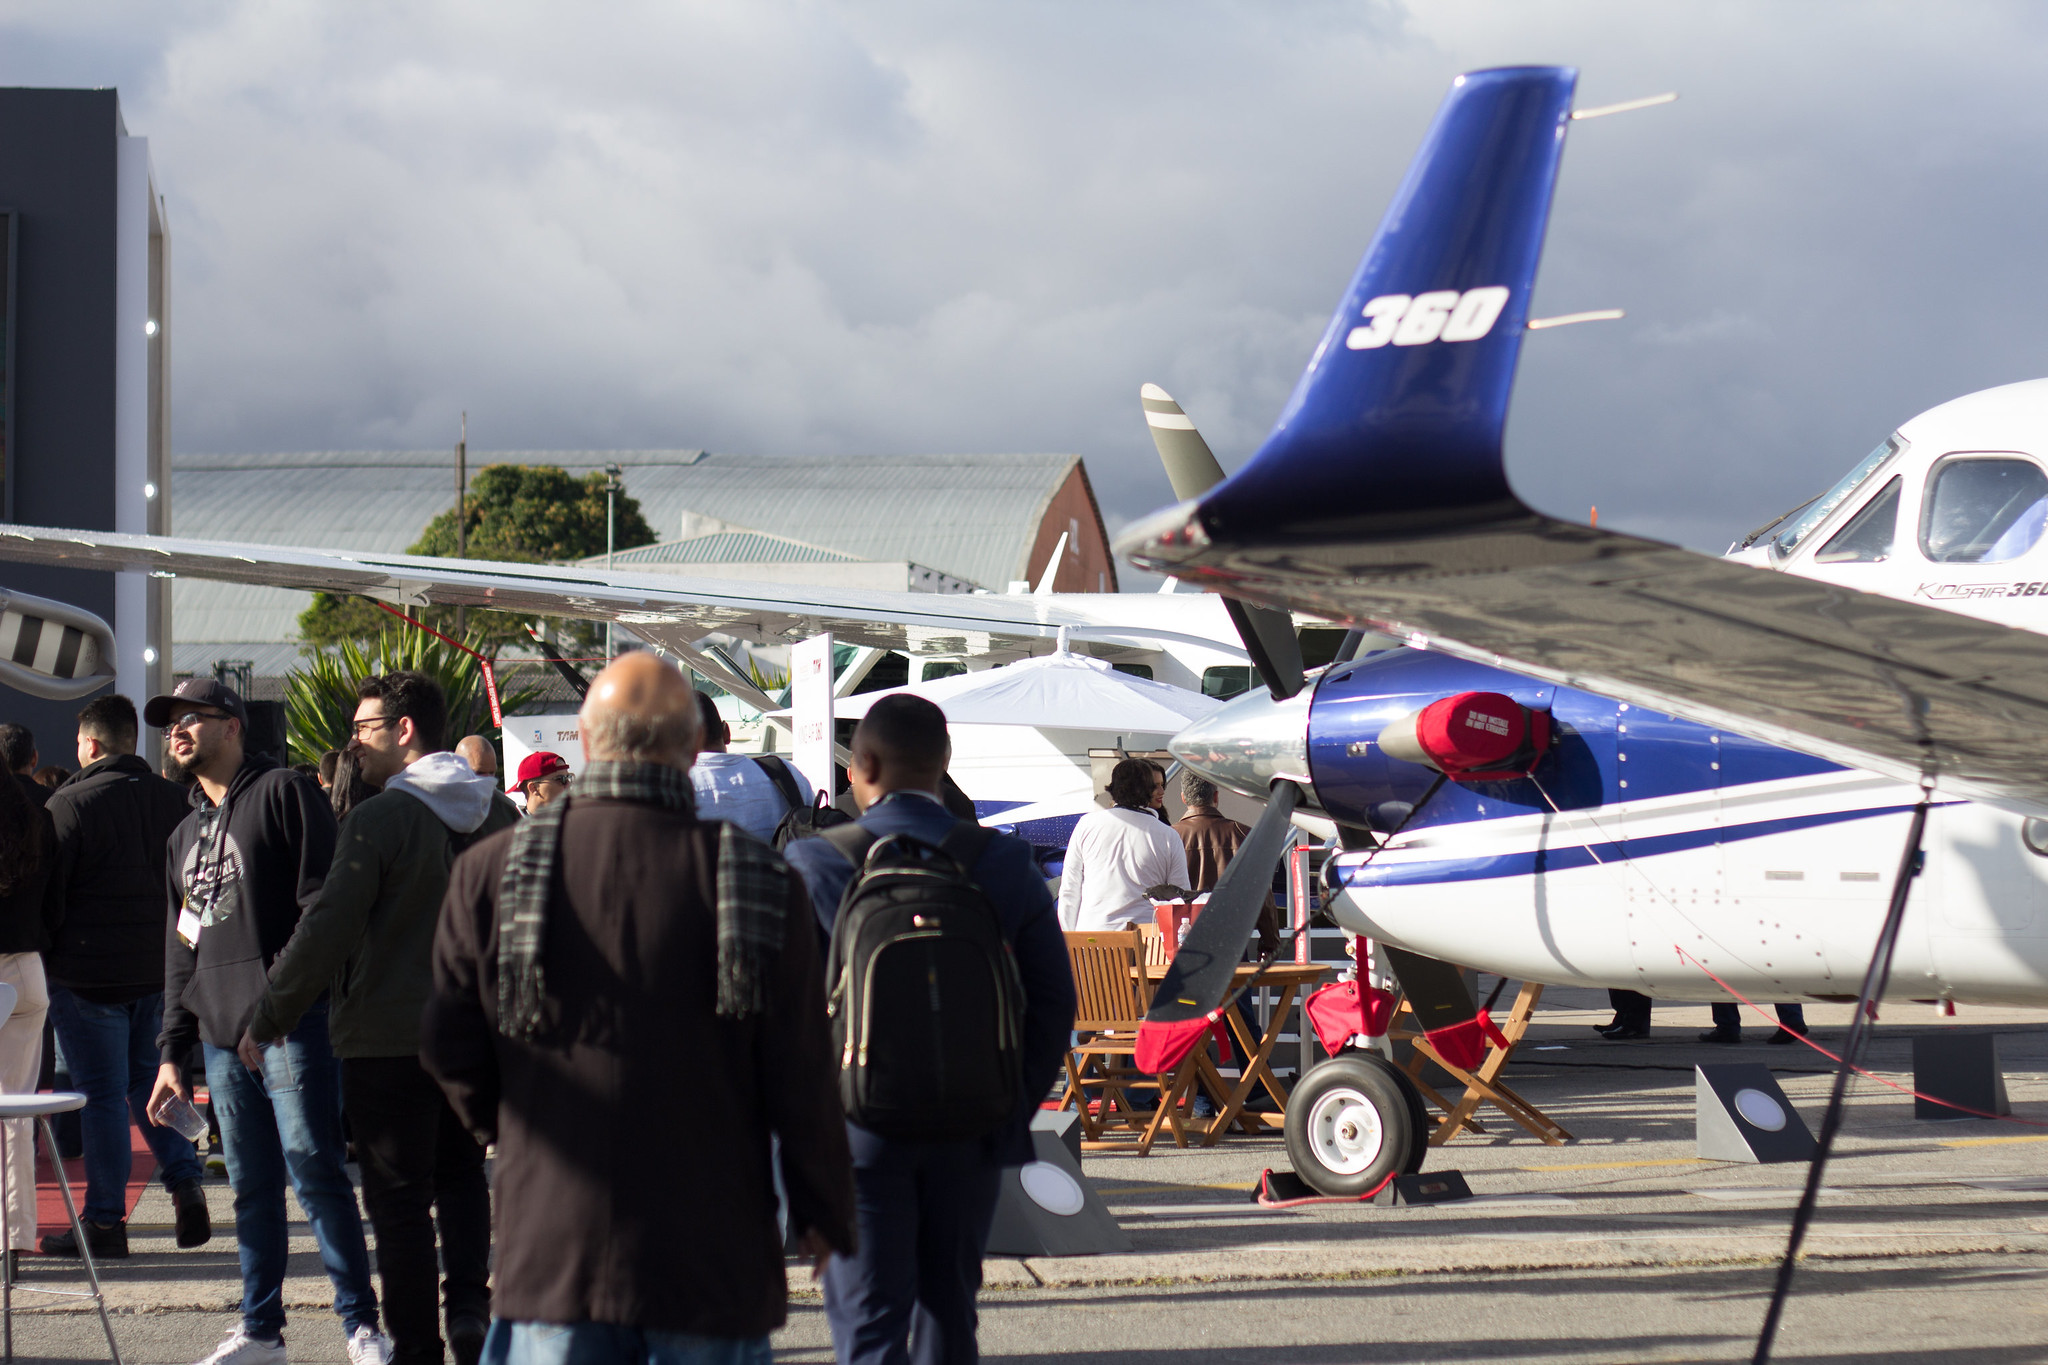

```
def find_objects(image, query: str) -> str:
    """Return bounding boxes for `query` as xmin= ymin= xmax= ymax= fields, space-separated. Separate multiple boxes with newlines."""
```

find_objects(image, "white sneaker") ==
xmin=345 ymin=1325 xmax=394 ymax=1365
xmin=194 ymin=1327 xmax=285 ymax=1365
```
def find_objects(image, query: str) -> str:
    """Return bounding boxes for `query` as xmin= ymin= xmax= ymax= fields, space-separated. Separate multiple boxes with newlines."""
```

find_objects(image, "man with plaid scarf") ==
xmin=423 ymin=654 xmax=855 ymax=1365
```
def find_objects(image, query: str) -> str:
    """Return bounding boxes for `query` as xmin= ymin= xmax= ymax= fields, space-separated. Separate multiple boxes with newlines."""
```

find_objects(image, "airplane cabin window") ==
xmin=919 ymin=660 xmax=968 ymax=682
xmin=1111 ymin=663 xmax=1154 ymax=679
xmin=1919 ymin=456 xmax=2048 ymax=564
xmin=1813 ymin=477 xmax=1902 ymax=563
xmin=1201 ymin=665 xmax=1254 ymax=700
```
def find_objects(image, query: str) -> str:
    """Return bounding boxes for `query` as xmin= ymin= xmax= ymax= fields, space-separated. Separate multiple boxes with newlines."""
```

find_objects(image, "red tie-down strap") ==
xmin=1134 ymin=1012 xmax=1234 ymax=1075
xmin=1423 ymin=1010 xmax=1511 ymax=1072
xmin=1303 ymin=980 xmax=1399 ymax=1054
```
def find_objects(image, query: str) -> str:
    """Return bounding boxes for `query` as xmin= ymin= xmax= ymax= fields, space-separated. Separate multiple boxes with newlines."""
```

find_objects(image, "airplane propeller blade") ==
xmin=1143 ymin=778 xmax=1303 ymax=1027
xmin=1140 ymin=384 xmax=1305 ymax=700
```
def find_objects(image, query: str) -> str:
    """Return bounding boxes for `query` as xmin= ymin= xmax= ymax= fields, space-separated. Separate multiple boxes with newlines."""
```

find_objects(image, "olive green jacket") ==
xmin=250 ymin=765 xmax=518 ymax=1057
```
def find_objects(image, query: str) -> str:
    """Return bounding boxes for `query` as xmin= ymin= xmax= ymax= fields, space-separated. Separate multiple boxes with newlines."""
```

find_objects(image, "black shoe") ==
xmin=38 ymin=1219 xmax=127 ymax=1259
xmin=1697 ymin=1028 xmax=1742 ymax=1045
xmin=172 ymin=1176 xmax=212 ymax=1248
xmin=448 ymin=1313 xmax=488 ymax=1365
xmin=1592 ymin=1018 xmax=1623 ymax=1036
xmin=1601 ymin=1023 xmax=1650 ymax=1040
xmin=1766 ymin=1027 xmax=1806 ymax=1045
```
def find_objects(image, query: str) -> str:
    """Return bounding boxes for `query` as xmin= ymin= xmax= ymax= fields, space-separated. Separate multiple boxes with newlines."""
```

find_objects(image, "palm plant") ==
xmin=285 ymin=627 xmax=543 ymax=764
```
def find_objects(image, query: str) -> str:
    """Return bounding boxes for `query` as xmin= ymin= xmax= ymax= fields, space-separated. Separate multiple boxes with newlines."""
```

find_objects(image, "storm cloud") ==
xmin=8 ymin=2 xmax=2048 ymax=559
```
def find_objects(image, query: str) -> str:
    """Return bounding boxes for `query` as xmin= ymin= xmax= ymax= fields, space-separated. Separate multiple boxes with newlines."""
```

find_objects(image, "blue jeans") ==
xmin=203 ymin=1002 xmax=379 ymax=1341
xmin=47 ymin=987 xmax=205 ymax=1225
xmin=482 ymin=1321 xmax=770 ymax=1365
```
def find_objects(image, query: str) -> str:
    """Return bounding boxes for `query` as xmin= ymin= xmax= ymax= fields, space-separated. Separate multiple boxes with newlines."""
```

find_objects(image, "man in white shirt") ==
xmin=687 ymin=690 xmax=818 ymax=845
xmin=1058 ymin=758 xmax=1190 ymax=930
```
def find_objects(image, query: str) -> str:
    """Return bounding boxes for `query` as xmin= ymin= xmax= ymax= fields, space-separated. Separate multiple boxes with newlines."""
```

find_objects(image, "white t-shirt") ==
xmin=1057 ymin=806 xmax=1190 ymax=931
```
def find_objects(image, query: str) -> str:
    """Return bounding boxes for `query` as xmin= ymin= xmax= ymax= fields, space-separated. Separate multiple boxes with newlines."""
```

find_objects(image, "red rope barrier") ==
xmin=1672 ymin=944 xmax=2044 ymax=1127
xmin=371 ymin=602 xmax=502 ymax=727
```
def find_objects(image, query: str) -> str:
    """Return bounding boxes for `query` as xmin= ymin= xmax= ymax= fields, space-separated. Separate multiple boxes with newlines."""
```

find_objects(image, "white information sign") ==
xmin=790 ymin=633 xmax=835 ymax=804
xmin=500 ymin=713 xmax=585 ymax=806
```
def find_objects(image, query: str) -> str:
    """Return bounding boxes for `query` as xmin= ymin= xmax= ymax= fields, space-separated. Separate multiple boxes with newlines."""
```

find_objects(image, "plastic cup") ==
xmin=151 ymin=1094 xmax=209 ymax=1143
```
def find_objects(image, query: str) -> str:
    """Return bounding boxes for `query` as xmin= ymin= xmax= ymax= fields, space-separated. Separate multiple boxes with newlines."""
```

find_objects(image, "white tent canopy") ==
xmin=793 ymin=649 xmax=1223 ymax=734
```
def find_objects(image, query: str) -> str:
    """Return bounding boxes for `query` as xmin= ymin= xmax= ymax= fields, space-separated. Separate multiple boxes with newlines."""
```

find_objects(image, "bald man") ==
xmin=453 ymin=736 xmax=497 ymax=781
xmin=423 ymin=654 xmax=855 ymax=1364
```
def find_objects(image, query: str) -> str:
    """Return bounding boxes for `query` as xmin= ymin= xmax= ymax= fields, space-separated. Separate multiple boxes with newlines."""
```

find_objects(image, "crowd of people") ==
xmin=0 ymin=660 xmax=1077 ymax=1365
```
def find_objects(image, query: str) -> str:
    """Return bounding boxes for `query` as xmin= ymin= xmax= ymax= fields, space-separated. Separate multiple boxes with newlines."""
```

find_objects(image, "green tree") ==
xmin=297 ymin=464 xmax=657 ymax=654
xmin=284 ymin=626 xmax=544 ymax=765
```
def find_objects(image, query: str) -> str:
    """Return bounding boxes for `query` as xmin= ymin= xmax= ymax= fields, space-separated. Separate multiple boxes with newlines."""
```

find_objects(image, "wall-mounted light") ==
xmin=143 ymin=482 xmax=157 ymax=499
xmin=144 ymin=319 xmax=158 ymax=336
xmin=142 ymin=646 xmax=158 ymax=664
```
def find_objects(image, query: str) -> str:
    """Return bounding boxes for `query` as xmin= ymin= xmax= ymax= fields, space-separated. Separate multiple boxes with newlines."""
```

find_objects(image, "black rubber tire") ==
xmin=1284 ymin=1052 xmax=1425 ymax=1196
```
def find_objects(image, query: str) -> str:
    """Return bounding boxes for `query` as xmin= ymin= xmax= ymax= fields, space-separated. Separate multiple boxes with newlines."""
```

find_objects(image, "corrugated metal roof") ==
xmin=607 ymin=530 xmax=858 ymax=565
xmin=169 ymin=450 xmax=1079 ymax=649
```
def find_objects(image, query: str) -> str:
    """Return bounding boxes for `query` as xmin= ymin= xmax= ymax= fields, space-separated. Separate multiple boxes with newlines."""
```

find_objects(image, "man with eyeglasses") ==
xmin=141 ymin=679 xmax=388 ymax=1365
xmin=239 ymin=671 xmax=516 ymax=1365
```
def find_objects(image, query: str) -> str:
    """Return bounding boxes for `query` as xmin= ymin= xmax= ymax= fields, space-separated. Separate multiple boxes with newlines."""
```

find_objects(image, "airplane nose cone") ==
xmin=1170 ymin=685 xmax=1314 ymax=801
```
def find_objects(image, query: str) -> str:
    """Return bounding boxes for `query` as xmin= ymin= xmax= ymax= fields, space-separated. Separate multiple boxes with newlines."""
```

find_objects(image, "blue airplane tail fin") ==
xmin=1200 ymin=66 xmax=1577 ymax=543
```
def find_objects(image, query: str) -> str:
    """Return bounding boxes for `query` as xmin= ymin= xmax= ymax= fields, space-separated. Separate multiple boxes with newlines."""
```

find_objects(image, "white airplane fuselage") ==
xmin=1174 ymin=378 xmax=2048 ymax=1007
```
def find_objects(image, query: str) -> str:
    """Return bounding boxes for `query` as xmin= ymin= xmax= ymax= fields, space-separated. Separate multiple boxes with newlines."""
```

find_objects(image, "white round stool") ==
xmin=0 ymin=1092 xmax=120 ymax=1363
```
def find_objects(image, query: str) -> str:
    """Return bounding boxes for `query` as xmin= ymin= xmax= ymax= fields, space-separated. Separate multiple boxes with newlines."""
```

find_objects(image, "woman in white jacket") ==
xmin=1058 ymin=757 xmax=1189 ymax=931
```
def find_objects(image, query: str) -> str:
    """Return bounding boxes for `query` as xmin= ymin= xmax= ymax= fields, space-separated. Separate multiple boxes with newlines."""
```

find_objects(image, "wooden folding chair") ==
xmin=1390 ymin=979 xmax=1573 ymax=1146
xmin=1062 ymin=929 xmax=1165 ymax=1140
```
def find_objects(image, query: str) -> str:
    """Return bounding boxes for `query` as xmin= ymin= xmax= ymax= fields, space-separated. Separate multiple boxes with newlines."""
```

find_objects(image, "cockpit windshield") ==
xmin=1767 ymin=436 xmax=1905 ymax=558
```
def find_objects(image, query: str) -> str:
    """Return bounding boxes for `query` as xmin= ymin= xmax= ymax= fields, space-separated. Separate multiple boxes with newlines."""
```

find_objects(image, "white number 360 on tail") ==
xmin=1346 ymin=286 xmax=1510 ymax=349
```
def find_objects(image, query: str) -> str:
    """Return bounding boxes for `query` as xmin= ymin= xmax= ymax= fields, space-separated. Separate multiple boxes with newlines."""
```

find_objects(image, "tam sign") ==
xmin=501 ymin=714 xmax=583 ymax=798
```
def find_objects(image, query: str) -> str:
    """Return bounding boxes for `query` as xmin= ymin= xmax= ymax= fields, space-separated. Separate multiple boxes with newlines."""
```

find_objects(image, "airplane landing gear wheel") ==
xmin=1284 ymin=1052 xmax=1429 ymax=1197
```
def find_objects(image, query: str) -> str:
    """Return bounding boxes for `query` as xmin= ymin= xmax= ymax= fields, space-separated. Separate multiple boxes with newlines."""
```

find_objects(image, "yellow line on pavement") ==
xmin=1092 ymin=1182 xmax=1257 ymax=1195
xmin=1515 ymin=1158 xmax=1711 ymax=1172
xmin=1938 ymin=1133 xmax=2048 ymax=1148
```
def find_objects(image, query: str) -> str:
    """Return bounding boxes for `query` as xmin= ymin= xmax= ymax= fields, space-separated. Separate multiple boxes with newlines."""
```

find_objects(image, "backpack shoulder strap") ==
xmin=750 ymin=754 xmax=806 ymax=810
xmin=819 ymin=821 xmax=877 ymax=870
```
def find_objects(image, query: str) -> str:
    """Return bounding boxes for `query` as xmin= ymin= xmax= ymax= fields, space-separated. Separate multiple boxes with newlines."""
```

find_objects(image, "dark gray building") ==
xmin=0 ymin=87 xmax=171 ymax=754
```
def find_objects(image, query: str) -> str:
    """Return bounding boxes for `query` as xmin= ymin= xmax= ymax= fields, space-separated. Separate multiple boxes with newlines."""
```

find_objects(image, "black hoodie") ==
xmin=46 ymin=753 xmax=193 ymax=1001
xmin=159 ymin=752 xmax=338 ymax=1060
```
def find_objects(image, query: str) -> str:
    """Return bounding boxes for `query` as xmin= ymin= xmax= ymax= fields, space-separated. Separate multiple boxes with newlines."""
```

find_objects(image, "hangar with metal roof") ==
xmin=168 ymin=448 xmax=1117 ymax=683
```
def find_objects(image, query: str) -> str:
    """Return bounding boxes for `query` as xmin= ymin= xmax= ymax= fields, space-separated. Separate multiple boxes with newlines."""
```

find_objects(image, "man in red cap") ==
xmin=513 ymin=752 xmax=571 ymax=812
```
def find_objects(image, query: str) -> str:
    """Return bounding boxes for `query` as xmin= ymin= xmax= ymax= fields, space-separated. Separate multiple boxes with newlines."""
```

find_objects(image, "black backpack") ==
xmin=821 ymin=821 xmax=1025 ymax=1141
xmin=751 ymin=754 xmax=853 ymax=849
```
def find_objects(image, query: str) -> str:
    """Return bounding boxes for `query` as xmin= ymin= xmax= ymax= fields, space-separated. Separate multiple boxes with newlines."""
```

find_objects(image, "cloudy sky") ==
xmin=9 ymin=2 xmax=2048 ymax=565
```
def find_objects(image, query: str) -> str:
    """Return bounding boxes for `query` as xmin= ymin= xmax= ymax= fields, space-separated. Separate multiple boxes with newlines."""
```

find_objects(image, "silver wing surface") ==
xmin=0 ymin=524 xmax=1245 ymax=670
xmin=1121 ymin=505 xmax=2048 ymax=815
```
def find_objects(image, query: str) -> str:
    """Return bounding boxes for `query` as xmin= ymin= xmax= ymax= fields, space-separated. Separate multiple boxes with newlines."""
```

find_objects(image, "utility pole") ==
xmin=604 ymin=463 xmax=622 ymax=661
xmin=454 ymin=413 xmax=468 ymax=639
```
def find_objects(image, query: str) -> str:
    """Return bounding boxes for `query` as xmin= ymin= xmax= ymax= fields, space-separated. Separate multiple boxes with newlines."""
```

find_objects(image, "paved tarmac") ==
xmin=8 ymin=987 xmax=2048 ymax=1363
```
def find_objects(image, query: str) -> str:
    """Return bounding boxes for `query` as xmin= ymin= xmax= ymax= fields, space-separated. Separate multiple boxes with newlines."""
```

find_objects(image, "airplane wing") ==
xmin=1117 ymin=65 xmax=2048 ymax=815
xmin=0 ymin=525 xmax=1248 ymax=673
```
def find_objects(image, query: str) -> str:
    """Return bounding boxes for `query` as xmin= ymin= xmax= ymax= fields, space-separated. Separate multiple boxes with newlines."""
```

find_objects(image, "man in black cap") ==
xmin=140 ymin=679 xmax=389 ymax=1365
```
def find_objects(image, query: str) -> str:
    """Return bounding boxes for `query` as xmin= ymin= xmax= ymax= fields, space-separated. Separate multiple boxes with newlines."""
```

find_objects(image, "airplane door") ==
xmin=1614 ymin=706 xmax=1727 ymax=990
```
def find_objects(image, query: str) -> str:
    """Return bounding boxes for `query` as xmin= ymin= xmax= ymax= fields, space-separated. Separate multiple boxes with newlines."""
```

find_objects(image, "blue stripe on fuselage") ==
xmin=1334 ymin=802 xmax=1934 ymax=890
xmin=1307 ymin=650 xmax=1843 ymax=832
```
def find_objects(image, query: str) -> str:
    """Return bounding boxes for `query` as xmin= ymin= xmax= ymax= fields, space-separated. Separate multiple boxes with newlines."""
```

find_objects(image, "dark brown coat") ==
xmin=422 ymin=798 xmax=855 ymax=1336
xmin=1174 ymin=805 xmax=1280 ymax=953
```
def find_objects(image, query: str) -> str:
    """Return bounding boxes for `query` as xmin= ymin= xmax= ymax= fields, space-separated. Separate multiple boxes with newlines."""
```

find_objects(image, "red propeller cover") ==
xmin=1135 ymin=1014 xmax=1234 ymax=1075
xmin=1303 ymin=979 xmax=1397 ymax=1053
